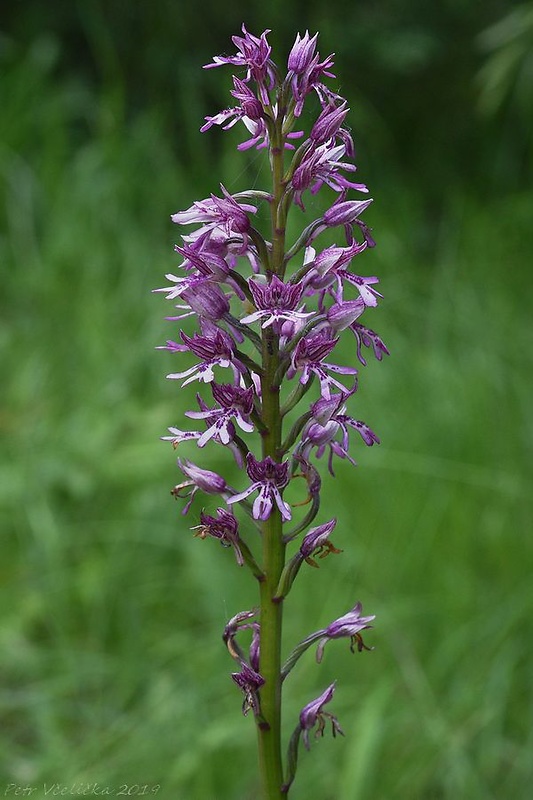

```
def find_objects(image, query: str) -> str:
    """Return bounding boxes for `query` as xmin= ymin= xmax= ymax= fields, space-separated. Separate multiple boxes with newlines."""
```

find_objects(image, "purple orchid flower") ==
xmin=162 ymin=324 xmax=244 ymax=386
xmin=171 ymin=458 xmax=228 ymax=514
xmin=287 ymin=31 xmax=336 ymax=117
xmin=241 ymin=275 xmax=314 ymax=330
xmin=227 ymin=453 xmax=291 ymax=521
xmin=299 ymin=518 xmax=341 ymax=566
xmin=310 ymin=101 xmax=349 ymax=145
xmin=299 ymin=683 xmax=344 ymax=750
xmin=185 ymin=383 xmax=255 ymax=446
xmin=191 ymin=507 xmax=244 ymax=566
xmin=231 ymin=662 xmax=265 ymax=716
xmin=316 ymin=601 xmax=375 ymax=662
xmin=297 ymin=394 xmax=379 ymax=475
xmin=288 ymin=330 xmax=358 ymax=399
xmin=291 ymin=142 xmax=368 ymax=210
xmin=156 ymin=30 xmax=388 ymax=796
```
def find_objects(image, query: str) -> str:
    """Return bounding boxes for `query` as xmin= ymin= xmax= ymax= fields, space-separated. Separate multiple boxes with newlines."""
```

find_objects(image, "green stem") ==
xmin=256 ymin=116 xmax=287 ymax=800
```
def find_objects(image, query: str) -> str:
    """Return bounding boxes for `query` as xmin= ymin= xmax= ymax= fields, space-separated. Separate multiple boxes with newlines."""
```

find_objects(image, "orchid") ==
xmin=154 ymin=26 xmax=389 ymax=799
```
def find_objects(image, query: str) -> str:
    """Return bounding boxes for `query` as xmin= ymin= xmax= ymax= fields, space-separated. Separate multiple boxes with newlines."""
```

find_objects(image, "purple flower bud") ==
xmin=231 ymin=76 xmax=264 ymax=120
xmin=171 ymin=458 xmax=227 ymax=514
xmin=288 ymin=30 xmax=319 ymax=73
xmin=181 ymin=282 xmax=230 ymax=320
xmin=323 ymin=198 xmax=373 ymax=226
xmin=310 ymin=102 xmax=349 ymax=145
xmin=326 ymin=298 xmax=365 ymax=332
xmin=299 ymin=683 xmax=344 ymax=750
xmin=289 ymin=330 xmax=358 ymax=400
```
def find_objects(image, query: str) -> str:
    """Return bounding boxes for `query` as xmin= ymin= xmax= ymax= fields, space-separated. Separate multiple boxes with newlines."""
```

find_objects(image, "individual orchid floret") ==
xmin=185 ymin=383 xmax=255 ymax=446
xmin=231 ymin=662 xmax=265 ymax=716
xmin=305 ymin=240 xmax=368 ymax=281
xmin=230 ymin=76 xmax=265 ymax=120
xmin=288 ymin=330 xmax=358 ymax=399
xmin=282 ymin=683 xmax=344 ymax=793
xmin=287 ymin=30 xmax=319 ymax=73
xmin=171 ymin=458 xmax=228 ymax=514
xmin=291 ymin=142 xmax=368 ymax=210
xmin=297 ymin=409 xmax=356 ymax=475
xmin=180 ymin=281 xmax=230 ymax=321
xmin=274 ymin=519 xmax=341 ymax=600
xmin=300 ymin=519 xmax=342 ymax=565
xmin=310 ymin=101 xmax=349 ymax=145
xmin=163 ymin=325 xmax=244 ymax=386
xmin=296 ymin=394 xmax=379 ymax=475
xmin=298 ymin=241 xmax=367 ymax=296
xmin=286 ymin=30 xmax=336 ymax=117
xmin=316 ymin=601 xmax=375 ymax=662
xmin=223 ymin=609 xmax=258 ymax=660
xmin=241 ymin=275 xmax=314 ymax=331
xmin=171 ymin=186 xmax=256 ymax=251
xmin=325 ymin=298 xmax=365 ymax=332
xmin=223 ymin=610 xmax=261 ymax=670
xmin=227 ymin=453 xmax=291 ymax=521
xmin=190 ymin=507 xmax=245 ymax=567
xmin=299 ymin=683 xmax=344 ymax=749
xmin=205 ymin=25 xmax=277 ymax=105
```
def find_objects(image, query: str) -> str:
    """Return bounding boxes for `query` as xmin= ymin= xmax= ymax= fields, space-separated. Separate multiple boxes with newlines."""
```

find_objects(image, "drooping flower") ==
xmin=299 ymin=518 xmax=341 ymax=565
xmin=299 ymin=683 xmax=344 ymax=749
xmin=171 ymin=458 xmax=228 ymax=514
xmin=227 ymin=453 xmax=291 ymax=521
xmin=231 ymin=663 xmax=265 ymax=716
xmin=191 ymin=507 xmax=245 ymax=566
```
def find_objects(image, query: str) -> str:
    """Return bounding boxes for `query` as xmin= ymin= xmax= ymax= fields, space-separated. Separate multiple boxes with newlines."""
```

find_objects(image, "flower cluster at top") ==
xmin=154 ymin=25 xmax=386 ymax=772
xmin=156 ymin=25 xmax=388 ymax=511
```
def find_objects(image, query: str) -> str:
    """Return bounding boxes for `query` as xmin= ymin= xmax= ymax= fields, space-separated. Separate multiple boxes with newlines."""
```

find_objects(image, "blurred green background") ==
xmin=1 ymin=1 xmax=532 ymax=798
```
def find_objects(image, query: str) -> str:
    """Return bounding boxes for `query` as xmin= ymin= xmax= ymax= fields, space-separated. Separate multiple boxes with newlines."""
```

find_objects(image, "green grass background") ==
xmin=1 ymin=6 xmax=532 ymax=799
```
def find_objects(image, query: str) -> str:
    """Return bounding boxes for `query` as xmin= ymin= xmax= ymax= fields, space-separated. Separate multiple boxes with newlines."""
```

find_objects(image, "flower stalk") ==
xmin=155 ymin=25 xmax=388 ymax=799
